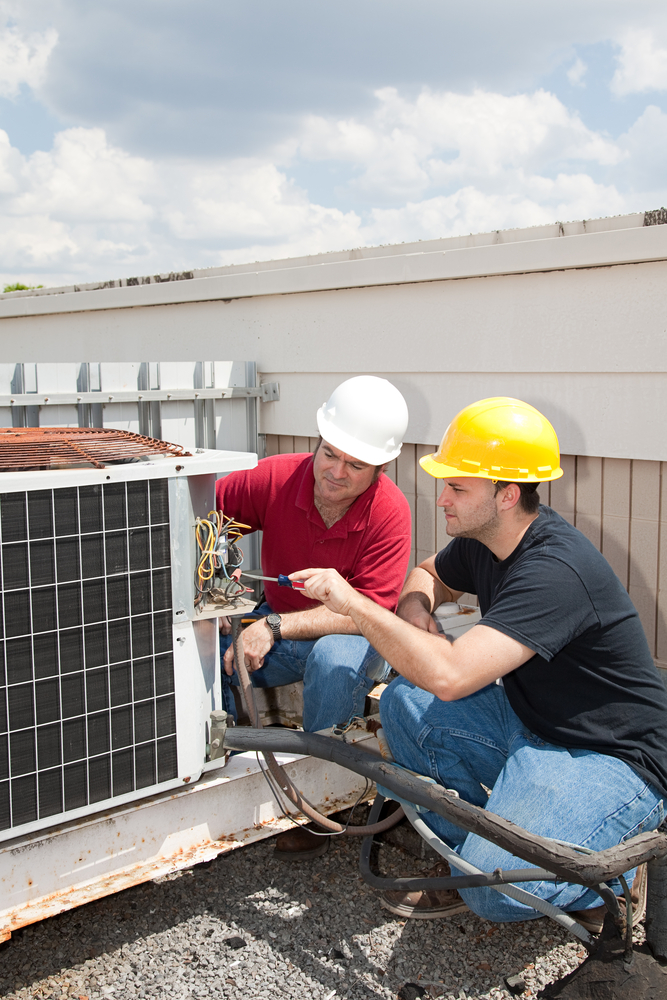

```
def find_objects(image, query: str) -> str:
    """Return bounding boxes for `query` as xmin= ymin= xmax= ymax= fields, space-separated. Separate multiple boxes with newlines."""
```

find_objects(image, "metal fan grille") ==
xmin=0 ymin=428 xmax=191 ymax=471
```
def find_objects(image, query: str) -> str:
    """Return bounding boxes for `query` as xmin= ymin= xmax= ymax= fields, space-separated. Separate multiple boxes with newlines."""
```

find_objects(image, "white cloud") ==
xmin=0 ymin=82 xmax=659 ymax=289
xmin=567 ymin=57 xmax=587 ymax=86
xmin=615 ymin=104 xmax=667 ymax=198
xmin=298 ymin=87 xmax=623 ymax=204
xmin=361 ymin=175 xmax=627 ymax=247
xmin=612 ymin=29 xmax=667 ymax=94
xmin=11 ymin=127 xmax=155 ymax=222
xmin=0 ymin=22 xmax=57 ymax=98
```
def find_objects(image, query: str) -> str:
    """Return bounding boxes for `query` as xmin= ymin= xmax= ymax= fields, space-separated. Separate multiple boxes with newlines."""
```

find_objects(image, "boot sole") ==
xmin=380 ymin=897 xmax=469 ymax=919
xmin=274 ymin=840 xmax=330 ymax=861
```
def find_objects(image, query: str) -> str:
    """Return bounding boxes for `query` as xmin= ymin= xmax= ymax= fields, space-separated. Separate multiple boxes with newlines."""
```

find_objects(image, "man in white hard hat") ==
xmin=295 ymin=398 xmax=667 ymax=926
xmin=216 ymin=376 xmax=411 ymax=858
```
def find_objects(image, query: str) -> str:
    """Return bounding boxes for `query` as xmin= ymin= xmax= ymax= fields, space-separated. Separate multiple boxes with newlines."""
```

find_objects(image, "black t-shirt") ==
xmin=434 ymin=506 xmax=667 ymax=797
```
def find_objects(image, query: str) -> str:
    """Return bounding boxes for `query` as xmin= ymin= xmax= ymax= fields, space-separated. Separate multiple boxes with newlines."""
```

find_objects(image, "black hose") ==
xmin=222 ymin=726 xmax=667 ymax=886
xmin=359 ymin=794 xmax=558 ymax=891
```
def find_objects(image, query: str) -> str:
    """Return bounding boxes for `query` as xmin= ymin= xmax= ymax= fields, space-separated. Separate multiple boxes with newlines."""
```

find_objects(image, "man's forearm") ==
xmin=345 ymin=590 xmax=454 ymax=695
xmin=278 ymin=605 xmax=360 ymax=640
xmin=397 ymin=564 xmax=453 ymax=617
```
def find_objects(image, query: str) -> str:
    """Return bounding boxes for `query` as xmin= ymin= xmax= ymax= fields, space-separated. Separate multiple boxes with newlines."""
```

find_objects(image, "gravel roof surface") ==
xmin=0 ymin=825 xmax=627 ymax=1000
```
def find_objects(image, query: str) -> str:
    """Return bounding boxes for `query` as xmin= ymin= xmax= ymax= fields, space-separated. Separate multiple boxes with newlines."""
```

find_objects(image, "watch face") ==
xmin=267 ymin=613 xmax=281 ymax=626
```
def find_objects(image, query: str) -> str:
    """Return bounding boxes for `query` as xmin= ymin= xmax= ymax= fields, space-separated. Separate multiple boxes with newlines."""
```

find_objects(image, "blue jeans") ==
xmin=380 ymin=677 xmax=664 ymax=922
xmin=220 ymin=603 xmax=389 ymax=732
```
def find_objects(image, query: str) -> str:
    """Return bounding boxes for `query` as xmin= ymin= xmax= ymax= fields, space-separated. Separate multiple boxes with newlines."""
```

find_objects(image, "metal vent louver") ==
xmin=0 ymin=427 xmax=191 ymax=472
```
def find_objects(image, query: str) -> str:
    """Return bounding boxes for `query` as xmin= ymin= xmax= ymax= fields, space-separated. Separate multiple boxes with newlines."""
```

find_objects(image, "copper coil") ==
xmin=0 ymin=427 xmax=191 ymax=471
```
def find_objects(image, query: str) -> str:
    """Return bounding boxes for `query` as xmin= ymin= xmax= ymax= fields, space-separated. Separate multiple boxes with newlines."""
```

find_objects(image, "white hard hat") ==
xmin=316 ymin=376 xmax=409 ymax=466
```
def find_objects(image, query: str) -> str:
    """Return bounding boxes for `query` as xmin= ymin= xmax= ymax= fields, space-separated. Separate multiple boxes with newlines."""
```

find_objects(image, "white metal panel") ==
xmin=214 ymin=361 xmax=247 ymax=387
xmin=159 ymin=361 xmax=196 ymax=390
xmin=1 ymin=258 xmax=664 ymax=376
xmin=159 ymin=399 xmax=197 ymax=451
xmin=0 ymin=366 xmax=13 ymax=393
xmin=98 ymin=402 xmax=141 ymax=434
xmin=0 ymin=449 xmax=257 ymax=492
xmin=34 ymin=363 xmax=79 ymax=393
xmin=38 ymin=404 xmax=79 ymax=427
xmin=98 ymin=363 xmax=142 ymax=391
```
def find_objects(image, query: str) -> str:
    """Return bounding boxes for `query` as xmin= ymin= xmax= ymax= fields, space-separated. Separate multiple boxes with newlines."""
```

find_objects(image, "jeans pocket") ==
xmin=621 ymin=796 xmax=665 ymax=842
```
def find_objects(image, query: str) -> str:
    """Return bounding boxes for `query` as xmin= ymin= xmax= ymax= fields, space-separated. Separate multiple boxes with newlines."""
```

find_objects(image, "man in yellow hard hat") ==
xmin=295 ymin=397 xmax=667 ymax=929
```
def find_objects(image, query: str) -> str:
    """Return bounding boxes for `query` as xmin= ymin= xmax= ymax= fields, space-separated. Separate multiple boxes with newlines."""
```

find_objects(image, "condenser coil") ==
xmin=0 ymin=427 xmax=191 ymax=471
xmin=0 ymin=430 xmax=256 ymax=842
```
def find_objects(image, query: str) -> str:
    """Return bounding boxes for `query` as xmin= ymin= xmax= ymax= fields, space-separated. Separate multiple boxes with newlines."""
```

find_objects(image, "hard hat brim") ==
xmin=317 ymin=407 xmax=403 ymax=466
xmin=419 ymin=452 xmax=564 ymax=482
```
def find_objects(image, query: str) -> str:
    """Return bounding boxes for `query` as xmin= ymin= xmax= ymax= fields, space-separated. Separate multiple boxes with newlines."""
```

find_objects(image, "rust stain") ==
xmin=0 ymin=778 xmax=368 ymax=942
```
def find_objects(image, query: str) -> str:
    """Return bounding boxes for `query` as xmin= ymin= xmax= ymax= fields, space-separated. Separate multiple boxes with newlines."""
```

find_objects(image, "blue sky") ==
xmin=1 ymin=0 xmax=667 ymax=286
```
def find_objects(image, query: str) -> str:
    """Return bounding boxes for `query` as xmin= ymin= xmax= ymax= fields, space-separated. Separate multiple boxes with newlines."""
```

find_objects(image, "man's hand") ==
xmin=291 ymin=568 xmax=359 ymax=618
xmin=218 ymin=616 xmax=232 ymax=636
xmin=397 ymin=592 xmax=441 ymax=634
xmin=223 ymin=618 xmax=274 ymax=675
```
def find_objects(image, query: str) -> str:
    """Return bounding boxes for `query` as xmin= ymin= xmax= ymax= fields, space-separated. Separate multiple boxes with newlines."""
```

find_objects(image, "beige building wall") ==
xmin=264 ymin=436 xmax=667 ymax=673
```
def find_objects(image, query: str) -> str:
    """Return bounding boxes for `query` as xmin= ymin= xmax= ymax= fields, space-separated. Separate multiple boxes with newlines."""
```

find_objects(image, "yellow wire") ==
xmin=195 ymin=510 xmax=252 ymax=591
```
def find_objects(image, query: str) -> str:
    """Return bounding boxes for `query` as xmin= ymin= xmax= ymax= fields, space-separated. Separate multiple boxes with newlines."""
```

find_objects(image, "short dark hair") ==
xmin=493 ymin=480 xmax=541 ymax=515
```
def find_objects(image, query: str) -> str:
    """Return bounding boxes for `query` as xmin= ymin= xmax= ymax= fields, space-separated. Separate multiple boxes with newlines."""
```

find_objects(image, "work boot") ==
xmin=273 ymin=826 xmax=330 ymax=861
xmin=571 ymin=862 xmax=647 ymax=935
xmin=381 ymin=860 xmax=469 ymax=919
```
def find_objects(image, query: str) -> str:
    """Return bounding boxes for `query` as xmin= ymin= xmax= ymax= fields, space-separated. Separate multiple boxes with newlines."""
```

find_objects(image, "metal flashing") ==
xmin=0 ymin=218 xmax=664 ymax=320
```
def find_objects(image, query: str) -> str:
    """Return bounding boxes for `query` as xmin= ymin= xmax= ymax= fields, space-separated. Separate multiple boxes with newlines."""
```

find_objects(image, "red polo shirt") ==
xmin=216 ymin=453 xmax=412 ymax=614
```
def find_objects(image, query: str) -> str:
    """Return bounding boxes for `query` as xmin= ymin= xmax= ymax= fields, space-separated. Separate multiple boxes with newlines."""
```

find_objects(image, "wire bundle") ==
xmin=195 ymin=509 xmax=251 ymax=600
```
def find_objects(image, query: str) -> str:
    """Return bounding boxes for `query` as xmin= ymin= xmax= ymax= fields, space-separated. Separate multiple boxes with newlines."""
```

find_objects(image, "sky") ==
xmin=1 ymin=0 xmax=667 ymax=287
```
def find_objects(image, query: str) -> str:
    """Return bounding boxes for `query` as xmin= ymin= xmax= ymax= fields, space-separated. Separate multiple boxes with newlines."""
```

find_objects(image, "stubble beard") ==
xmin=445 ymin=496 xmax=501 ymax=545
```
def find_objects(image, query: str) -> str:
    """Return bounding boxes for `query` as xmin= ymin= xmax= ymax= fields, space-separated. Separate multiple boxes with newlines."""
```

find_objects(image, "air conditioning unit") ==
xmin=0 ymin=428 xmax=256 ymax=842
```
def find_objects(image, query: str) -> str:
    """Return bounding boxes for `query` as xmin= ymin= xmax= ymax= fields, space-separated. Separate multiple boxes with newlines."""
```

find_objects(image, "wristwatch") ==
xmin=265 ymin=613 xmax=282 ymax=642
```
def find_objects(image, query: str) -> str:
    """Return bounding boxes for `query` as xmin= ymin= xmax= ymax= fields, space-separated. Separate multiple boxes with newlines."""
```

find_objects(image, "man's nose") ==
xmin=437 ymin=486 xmax=450 ymax=507
xmin=330 ymin=460 xmax=347 ymax=479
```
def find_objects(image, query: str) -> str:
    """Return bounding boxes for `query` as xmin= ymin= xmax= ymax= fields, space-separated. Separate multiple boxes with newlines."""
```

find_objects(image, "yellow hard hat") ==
xmin=420 ymin=397 xmax=563 ymax=482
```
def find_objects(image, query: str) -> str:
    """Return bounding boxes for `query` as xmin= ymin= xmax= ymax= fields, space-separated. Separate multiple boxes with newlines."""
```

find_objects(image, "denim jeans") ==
xmin=220 ymin=603 xmax=389 ymax=732
xmin=379 ymin=676 xmax=665 ymax=922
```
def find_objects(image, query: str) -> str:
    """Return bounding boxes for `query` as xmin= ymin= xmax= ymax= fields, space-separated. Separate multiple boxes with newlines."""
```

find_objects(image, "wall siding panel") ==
xmin=574 ymin=456 xmax=602 ymax=551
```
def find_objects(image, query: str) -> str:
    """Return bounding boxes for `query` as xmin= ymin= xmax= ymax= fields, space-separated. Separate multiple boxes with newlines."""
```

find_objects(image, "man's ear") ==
xmin=497 ymin=482 xmax=522 ymax=511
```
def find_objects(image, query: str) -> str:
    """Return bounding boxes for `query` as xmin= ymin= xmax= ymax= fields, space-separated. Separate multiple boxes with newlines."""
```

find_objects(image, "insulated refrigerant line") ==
xmin=228 ymin=615 xmax=403 ymax=837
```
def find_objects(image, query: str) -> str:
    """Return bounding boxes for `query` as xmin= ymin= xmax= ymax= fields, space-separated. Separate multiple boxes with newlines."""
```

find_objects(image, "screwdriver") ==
xmin=240 ymin=571 xmax=307 ymax=591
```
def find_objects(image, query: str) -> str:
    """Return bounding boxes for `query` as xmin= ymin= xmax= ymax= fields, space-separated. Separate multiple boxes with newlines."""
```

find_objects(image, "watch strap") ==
xmin=266 ymin=613 xmax=282 ymax=641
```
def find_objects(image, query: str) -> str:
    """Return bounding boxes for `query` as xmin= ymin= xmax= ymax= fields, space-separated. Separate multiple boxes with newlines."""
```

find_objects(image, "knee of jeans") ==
xmin=459 ymin=833 xmax=512 ymax=881
xmin=310 ymin=633 xmax=370 ymax=669
xmin=379 ymin=676 xmax=416 ymax=738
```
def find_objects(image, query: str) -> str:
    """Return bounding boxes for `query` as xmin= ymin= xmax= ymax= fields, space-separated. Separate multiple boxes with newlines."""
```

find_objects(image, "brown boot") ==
xmin=274 ymin=826 xmax=330 ymax=861
xmin=381 ymin=860 xmax=469 ymax=919
xmin=571 ymin=863 xmax=648 ymax=935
